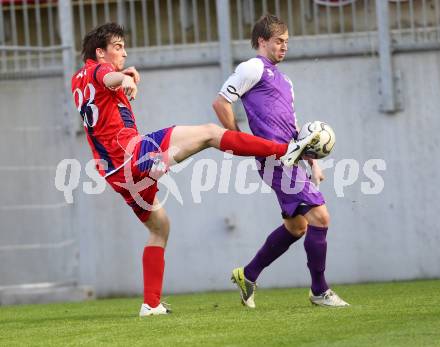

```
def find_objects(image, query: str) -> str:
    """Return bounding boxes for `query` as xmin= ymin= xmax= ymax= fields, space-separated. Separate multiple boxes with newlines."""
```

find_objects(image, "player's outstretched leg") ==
xmin=139 ymin=198 xmax=172 ymax=317
xmin=167 ymin=124 xmax=292 ymax=165
xmin=304 ymin=205 xmax=349 ymax=307
xmin=232 ymin=217 xmax=306 ymax=308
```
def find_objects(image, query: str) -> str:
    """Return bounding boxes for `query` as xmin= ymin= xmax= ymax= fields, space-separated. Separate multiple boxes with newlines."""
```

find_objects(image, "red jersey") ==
xmin=71 ymin=59 xmax=140 ymax=177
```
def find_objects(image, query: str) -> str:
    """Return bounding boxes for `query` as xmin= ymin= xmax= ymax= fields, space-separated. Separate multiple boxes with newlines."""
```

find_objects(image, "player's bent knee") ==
xmin=284 ymin=216 xmax=308 ymax=238
xmin=204 ymin=123 xmax=223 ymax=141
xmin=287 ymin=227 xmax=306 ymax=238
xmin=145 ymin=210 xmax=170 ymax=239
xmin=306 ymin=206 xmax=330 ymax=228
xmin=156 ymin=216 xmax=170 ymax=238
xmin=206 ymin=123 xmax=221 ymax=131
xmin=152 ymin=222 xmax=170 ymax=242
xmin=314 ymin=212 xmax=330 ymax=228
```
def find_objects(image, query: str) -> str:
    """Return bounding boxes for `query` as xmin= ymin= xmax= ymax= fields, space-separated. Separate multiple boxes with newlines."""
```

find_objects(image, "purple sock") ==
xmin=244 ymin=225 xmax=300 ymax=282
xmin=304 ymin=225 xmax=329 ymax=296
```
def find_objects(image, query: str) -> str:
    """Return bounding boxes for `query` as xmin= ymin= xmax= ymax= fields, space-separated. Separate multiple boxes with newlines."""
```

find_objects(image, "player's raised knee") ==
xmin=204 ymin=123 xmax=222 ymax=136
xmin=202 ymin=123 xmax=225 ymax=145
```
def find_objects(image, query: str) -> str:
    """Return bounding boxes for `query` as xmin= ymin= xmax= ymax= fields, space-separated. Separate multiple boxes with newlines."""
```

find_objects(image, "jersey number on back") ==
xmin=73 ymin=83 xmax=99 ymax=128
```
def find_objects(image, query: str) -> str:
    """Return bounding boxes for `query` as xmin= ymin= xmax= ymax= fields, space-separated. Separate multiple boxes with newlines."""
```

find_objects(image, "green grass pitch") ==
xmin=1 ymin=280 xmax=439 ymax=346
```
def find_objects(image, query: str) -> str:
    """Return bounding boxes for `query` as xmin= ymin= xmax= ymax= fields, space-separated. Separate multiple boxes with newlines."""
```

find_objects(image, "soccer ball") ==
xmin=298 ymin=121 xmax=336 ymax=159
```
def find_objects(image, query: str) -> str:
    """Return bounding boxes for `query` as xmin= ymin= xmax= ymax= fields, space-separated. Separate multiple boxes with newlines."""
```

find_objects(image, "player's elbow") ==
xmin=211 ymin=100 xmax=218 ymax=113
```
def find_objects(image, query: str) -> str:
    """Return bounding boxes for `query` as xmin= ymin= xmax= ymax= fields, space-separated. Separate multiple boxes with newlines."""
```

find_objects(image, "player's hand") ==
xmin=311 ymin=161 xmax=325 ymax=186
xmin=122 ymin=75 xmax=137 ymax=100
xmin=122 ymin=66 xmax=140 ymax=84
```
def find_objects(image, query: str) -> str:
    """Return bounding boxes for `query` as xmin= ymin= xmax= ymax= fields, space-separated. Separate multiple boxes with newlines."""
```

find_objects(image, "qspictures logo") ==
xmin=55 ymin=136 xmax=386 ymax=210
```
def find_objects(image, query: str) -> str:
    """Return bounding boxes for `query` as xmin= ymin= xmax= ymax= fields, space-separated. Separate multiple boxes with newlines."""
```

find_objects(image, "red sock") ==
xmin=219 ymin=130 xmax=288 ymax=158
xmin=142 ymin=246 xmax=165 ymax=307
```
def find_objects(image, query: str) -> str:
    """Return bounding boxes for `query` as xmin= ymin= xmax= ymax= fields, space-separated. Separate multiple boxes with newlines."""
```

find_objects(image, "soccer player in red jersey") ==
xmin=72 ymin=23 xmax=307 ymax=316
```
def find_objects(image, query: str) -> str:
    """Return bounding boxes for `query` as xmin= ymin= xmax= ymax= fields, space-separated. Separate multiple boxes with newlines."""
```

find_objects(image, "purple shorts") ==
xmin=106 ymin=127 xmax=174 ymax=223
xmin=257 ymin=157 xmax=325 ymax=219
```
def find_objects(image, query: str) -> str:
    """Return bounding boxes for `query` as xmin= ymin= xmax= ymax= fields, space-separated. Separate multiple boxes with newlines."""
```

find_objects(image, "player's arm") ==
xmin=121 ymin=66 xmax=140 ymax=84
xmin=213 ymin=58 xmax=263 ymax=131
xmin=212 ymin=95 xmax=240 ymax=131
xmin=103 ymin=72 xmax=137 ymax=100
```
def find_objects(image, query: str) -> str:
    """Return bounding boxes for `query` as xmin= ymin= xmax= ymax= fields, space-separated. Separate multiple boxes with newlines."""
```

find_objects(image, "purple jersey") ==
xmin=218 ymin=55 xmax=324 ymax=217
xmin=220 ymin=55 xmax=298 ymax=143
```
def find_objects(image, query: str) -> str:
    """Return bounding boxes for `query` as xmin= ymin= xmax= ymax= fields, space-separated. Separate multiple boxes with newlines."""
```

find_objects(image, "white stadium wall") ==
xmin=0 ymin=78 xmax=78 ymax=291
xmin=1 ymin=51 xmax=439 ymax=298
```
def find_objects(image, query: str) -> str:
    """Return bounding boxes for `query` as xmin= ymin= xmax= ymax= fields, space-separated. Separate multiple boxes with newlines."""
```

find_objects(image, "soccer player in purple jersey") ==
xmin=212 ymin=14 xmax=349 ymax=307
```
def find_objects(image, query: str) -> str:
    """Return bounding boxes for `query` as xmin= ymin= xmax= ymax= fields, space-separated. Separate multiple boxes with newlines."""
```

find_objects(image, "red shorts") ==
xmin=106 ymin=126 xmax=174 ymax=223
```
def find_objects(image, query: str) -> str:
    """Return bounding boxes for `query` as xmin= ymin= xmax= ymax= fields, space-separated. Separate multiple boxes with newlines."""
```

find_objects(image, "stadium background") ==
xmin=0 ymin=0 xmax=439 ymax=304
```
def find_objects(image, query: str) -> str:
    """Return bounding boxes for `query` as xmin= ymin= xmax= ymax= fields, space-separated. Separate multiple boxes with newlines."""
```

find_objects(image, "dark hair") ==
xmin=251 ymin=14 xmax=288 ymax=49
xmin=81 ymin=23 xmax=125 ymax=62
